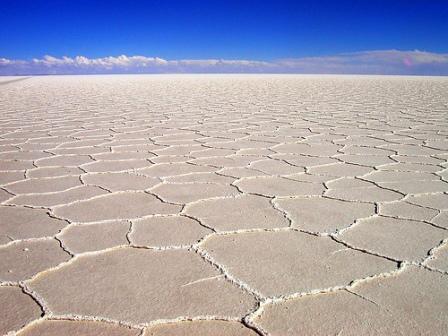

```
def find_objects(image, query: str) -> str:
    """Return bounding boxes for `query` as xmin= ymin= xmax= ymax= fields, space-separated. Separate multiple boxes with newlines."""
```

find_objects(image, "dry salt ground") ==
xmin=1 ymin=74 xmax=448 ymax=335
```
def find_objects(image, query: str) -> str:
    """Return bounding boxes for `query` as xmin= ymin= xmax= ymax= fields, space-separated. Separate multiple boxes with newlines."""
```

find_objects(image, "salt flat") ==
xmin=1 ymin=74 xmax=448 ymax=335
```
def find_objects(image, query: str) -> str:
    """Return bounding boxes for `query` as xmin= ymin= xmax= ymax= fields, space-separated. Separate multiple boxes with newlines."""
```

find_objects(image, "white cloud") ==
xmin=1 ymin=50 xmax=448 ymax=75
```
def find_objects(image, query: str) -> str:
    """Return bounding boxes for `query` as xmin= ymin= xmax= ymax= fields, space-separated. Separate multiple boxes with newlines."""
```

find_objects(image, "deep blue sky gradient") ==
xmin=1 ymin=0 xmax=447 ymax=60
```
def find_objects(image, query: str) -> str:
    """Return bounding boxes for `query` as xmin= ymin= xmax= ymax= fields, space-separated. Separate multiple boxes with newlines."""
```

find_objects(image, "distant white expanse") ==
xmin=1 ymin=50 xmax=447 ymax=76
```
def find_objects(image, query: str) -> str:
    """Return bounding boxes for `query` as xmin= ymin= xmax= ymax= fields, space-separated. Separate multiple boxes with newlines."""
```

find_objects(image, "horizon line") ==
xmin=2 ymin=73 xmax=448 ymax=78
xmin=2 ymin=49 xmax=448 ymax=76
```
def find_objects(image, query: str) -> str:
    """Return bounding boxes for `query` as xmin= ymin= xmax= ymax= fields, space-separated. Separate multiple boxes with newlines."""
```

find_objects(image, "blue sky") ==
xmin=1 ymin=0 xmax=448 ymax=75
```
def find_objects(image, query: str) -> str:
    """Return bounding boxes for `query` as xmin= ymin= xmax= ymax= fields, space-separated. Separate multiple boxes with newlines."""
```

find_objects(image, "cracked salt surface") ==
xmin=1 ymin=75 xmax=448 ymax=335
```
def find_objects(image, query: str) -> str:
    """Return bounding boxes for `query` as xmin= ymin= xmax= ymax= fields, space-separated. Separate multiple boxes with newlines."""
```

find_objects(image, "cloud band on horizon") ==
xmin=1 ymin=50 xmax=448 ymax=76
